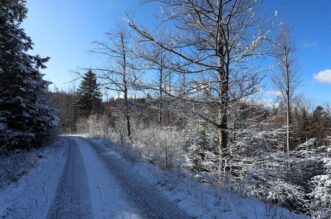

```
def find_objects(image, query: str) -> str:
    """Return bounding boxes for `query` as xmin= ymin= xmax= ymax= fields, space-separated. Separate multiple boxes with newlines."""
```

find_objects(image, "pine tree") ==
xmin=311 ymin=106 xmax=330 ymax=145
xmin=186 ymin=121 xmax=209 ymax=174
xmin=0 ymin=0 xmax=58 ymax=151
xmin=75 ymin=70 xmax=102 ymax=118
xmin=294 ymin=107 xmax=311 ymax=144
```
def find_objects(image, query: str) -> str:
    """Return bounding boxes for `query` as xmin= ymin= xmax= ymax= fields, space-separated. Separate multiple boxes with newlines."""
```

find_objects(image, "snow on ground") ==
xmin=0 ymin=135 xmax=311 ymax=219
xmin=91 ymin=137 xmax=310 ymax=219
xmin=78 ymin=137 xmax=191 ymax=219
xmin=0 ymin=138 xmax=66 ymax=219
xmin=1 ymin=136 xmax=191 ymax=219
xmin=74 ymin=137 xmax=143 ymax=219
xmin=46 ymin=138 xmax=93 ymax=219
xmin=1 ymin=149 xmax=41 ymax=190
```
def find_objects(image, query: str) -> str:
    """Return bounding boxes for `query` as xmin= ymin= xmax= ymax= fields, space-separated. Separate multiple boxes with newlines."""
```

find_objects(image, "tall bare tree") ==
xmin=129 ymin=0 xmax=271 ymax=178
xmin=135 ymin=44 xmax=174 ymax=127
xmin=272 ymin=23 xmax=299 ymax=154
xmin=91 ymin=30 xmax=138 ymax=138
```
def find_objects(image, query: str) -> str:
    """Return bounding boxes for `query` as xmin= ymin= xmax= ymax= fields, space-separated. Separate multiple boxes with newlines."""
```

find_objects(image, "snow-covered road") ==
xmin=1 ymin=136 xmax=308 ymax=219
xmin=47 ymin=138 xmax=92 ymax=218
xmin=47 ymin=136 xmax=192 ymax=219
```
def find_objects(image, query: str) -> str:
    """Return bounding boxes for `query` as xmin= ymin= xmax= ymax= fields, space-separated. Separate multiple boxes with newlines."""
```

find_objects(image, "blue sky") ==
xmin=23 ymin=0 xmax=331 ymax=104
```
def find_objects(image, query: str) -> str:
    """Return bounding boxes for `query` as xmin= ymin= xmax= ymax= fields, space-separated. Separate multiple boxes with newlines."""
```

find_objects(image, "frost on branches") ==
xmin=309 ymin=149 xmax=331 ymax=218
xmin=181 ymin=110 xmax=331 ymax=218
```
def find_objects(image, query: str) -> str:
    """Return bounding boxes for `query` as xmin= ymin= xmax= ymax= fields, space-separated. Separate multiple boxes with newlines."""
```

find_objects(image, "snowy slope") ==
xmin=0 ymin=139 xmax=66 ymax=218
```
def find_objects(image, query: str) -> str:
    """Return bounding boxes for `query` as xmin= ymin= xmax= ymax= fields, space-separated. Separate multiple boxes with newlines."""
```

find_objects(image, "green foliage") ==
xmin=311 ymin=106 xmax=331 ymax=145
xmin=75 ymin=70 xmax=102 ymax=118
xmin=0 ymin=0 xmax=58 ymax=151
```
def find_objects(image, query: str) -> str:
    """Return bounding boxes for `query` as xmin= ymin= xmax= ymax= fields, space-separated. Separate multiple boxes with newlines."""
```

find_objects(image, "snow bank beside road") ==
xmin=0 ymin=138 xmax=67 ymax=219
xmin=1 ymin=149 xmax=41 ymax=190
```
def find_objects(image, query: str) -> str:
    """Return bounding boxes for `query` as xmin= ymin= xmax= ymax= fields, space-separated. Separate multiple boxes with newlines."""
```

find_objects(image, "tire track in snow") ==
xmin=47 ymin=138 xmax=93 ymax=219
xmin=75 ymin=136 xmax=143 ymax=219
xmin=80 ymin=137 xmax=193 ymax=219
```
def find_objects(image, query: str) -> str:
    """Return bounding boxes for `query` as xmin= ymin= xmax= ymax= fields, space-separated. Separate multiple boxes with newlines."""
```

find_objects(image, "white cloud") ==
xmin=264 ymin=90 xmax=282 ymax=97
xmin=302 ymin=40 xmax=318 ymax=49
xmin=255 ymin=99 xmax=275 ymax=107
xmin=274 ymin=10 xmax=278 ymax=17
xmin=314 ymin=69 xmax=331 ymax=84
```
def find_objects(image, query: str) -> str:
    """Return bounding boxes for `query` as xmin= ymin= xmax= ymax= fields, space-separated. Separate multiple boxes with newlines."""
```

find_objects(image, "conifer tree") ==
xmin=0 ymin=0 xmax=58 ymax=151
xmin=75 ymin=70 xmax=102 ymax=118
xmin=311 ymin=106 xmax=330 ymax=145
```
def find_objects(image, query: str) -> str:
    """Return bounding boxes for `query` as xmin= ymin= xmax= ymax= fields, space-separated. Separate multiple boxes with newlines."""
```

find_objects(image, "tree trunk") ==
xmin=125 ymin=94 xmax=131 ymax=138
xmin=285 ymin=46 xmax=291 ymax=154
xmin=217 ymin=0 xmax=229 ymax=180
xmin=218 ymin=76 xmax=229 ymax=178
xmin=167 ymin=72 xmax=172 ymax=125
xmin=159 ymin=55 xmax=163 ymax=127
xmin=121 ymin=32 xmax=131 ymax=138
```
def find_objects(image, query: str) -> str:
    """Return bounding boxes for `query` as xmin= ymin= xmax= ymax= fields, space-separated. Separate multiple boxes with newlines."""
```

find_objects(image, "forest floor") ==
xmin=0 ymin=135 xmax=309 ymax=219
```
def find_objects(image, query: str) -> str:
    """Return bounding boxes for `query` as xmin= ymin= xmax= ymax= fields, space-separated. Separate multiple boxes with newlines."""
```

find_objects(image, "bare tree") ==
xmin=129 ymin=0 xmax=272 ymax=179
xmin=272 ymin=23 xmax=300 ymax=154
xmin=91 ymin=30 xmax=139 ymax=139
xmin=136 ymin=45 xmax=174 ymax=127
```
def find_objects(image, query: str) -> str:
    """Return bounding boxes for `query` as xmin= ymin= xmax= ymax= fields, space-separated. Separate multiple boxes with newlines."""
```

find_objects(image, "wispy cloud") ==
xmin=252 ymin=90 xmax=282 ymax=107
xmin=314 ymin=69 xmax=331 ymax=84
xmin=301 ymin=40 xmax=318 ymax=50
xmin=264 ymin=90 xmax=282 ymax=97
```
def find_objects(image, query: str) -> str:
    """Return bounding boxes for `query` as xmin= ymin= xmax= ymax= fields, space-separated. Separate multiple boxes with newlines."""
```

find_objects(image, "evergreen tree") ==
xmin=311 ymin=106 xmax=330 ymax=145
xmin=294 ymin=107 xmax=311 ymax=144
xmin=0 ymin=0 xmax=58 ymax=151
xmin=186 ymin=121 xmax=209 ymax=173
xmin=75 ymin=70 xmax=102 ymax=118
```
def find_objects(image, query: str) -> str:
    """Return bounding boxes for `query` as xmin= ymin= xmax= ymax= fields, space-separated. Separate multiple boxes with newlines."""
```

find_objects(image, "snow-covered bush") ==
xmin=224 ymin=125 xmax=327 ymax=215
xmin=131 ymin=127 xmax=185 ymax=170
xmin=308 ymin=150 xmax=331 ymax=219
xmin=85 ymin=117 xmax=185 ymax=170
xmin=84 ymin=109 xmax=331 ymax=218
xmin=182 ymin=120 xmax=219 ymax=179
xmin=309 ymin=174 xmax=331 ymax=218
xmin=185 ymin=122 xmax=211 ymax=173
xmin=266 ymin=180 xmax=306 ymax=212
